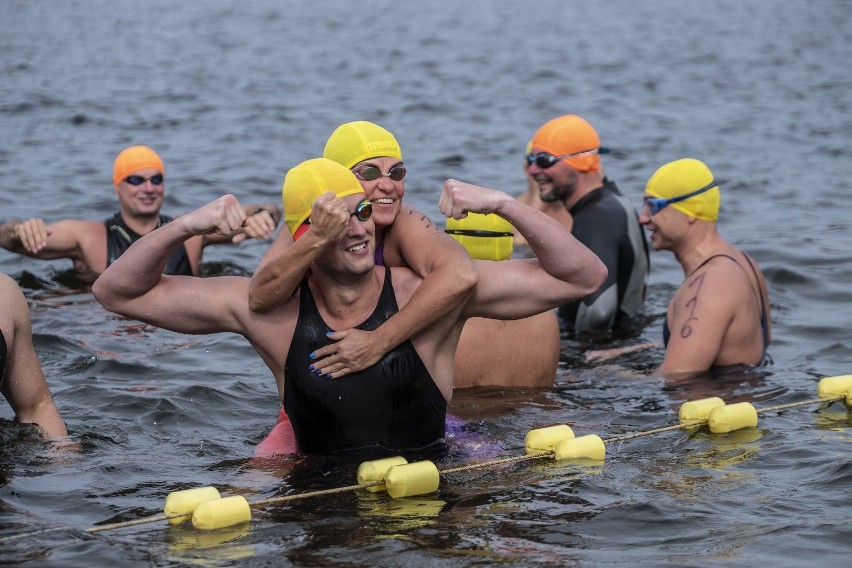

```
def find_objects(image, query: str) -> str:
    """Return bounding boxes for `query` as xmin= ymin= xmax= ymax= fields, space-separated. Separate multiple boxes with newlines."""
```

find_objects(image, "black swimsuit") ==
xmin=104 ymin=212 xmax=193 ymax=276
xmin=283 ymin=267 xmax=447 ymax=454
xmin=663 ymin=253 xmax=769 ymax=363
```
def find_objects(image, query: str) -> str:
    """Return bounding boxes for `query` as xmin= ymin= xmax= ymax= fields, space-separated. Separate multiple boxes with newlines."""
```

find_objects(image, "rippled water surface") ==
xmin=2 ymin=0 xmax=852 ymax=566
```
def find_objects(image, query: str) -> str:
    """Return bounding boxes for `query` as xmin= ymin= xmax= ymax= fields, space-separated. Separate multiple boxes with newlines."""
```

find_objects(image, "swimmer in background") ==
xmin=92 ymin=159 xmax=607 ymax=455
xmin=0 ymin=272 xmax=67 ymax=438
xmin=249 ymin=121 xmax=478 ymax=378
xmin=526 ymin=115 xmax=648 ymax=337
xmin=446 ymin=210 xmax=560 ymax=388
xmin=513 ymin=140 xmax=574 ymax=247
xmin=0 ymin=146 xmax=282 ymax=284
xmin=587 ymin=158 xmax=771 ymax=376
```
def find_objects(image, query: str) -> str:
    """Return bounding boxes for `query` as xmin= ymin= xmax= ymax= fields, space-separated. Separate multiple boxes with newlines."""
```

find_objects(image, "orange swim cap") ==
xmin=530 ymin=115 xmax=602 ymax=173
xmin=113 ymin=146 xmax=164 ymax=187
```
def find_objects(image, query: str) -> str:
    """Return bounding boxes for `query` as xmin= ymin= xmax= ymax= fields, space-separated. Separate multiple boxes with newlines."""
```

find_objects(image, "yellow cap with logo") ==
xmin=282 ymin=158 xmax=364 ymax=235
xmin=323 ymin=121 xmax=402 ymax=169
xmin=645 ymin=158 xmax=720 ymax=221
xmin=445 ymin=213 xmax=514 ymax=261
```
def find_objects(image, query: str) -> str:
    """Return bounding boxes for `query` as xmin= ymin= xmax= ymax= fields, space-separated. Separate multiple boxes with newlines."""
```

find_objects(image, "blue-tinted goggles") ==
xmin=525 ymin=147 xmax=610 ymax=169
xmin=125 ymin=173 xmax=164 ymax=186
xmin=642 ymin=180 xmax=718 ymax=216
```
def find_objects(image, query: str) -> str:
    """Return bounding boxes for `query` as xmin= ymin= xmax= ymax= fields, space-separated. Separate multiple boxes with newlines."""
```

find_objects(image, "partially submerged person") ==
xmin=526 ymin=115 xmax=648 ymax=337
xmin=0 ymin=273 xmax=67 ymax=438
xmin=92 ymin=158 xmax=606 ymax=454
xmin=249 ymin=121 xmax=478 ymax=378
xmin=0 ymin=145 xmax=282 ymax=284
xmin=446 ymin=210 xmax=560 ymax=388
xmin=640 ymin=158 xmax=770 ymax=375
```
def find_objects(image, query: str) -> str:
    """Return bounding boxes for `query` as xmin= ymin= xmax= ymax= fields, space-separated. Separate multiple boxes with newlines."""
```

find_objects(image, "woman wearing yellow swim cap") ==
xmin=250 ymin=121 xmax=478 ymax=379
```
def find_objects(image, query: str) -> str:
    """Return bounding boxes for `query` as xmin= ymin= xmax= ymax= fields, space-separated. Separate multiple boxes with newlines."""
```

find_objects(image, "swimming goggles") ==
xmin=352 ymin=164 xmax=406 ymax=182
xmin=642 ymin=180 xmax=718 ymax=216
xmin=305 ymin=200 xmax=373 ymax=225
xmin=124 ymin=174 xmax=164 ymax=186
xmin=524 ymin=147 xmax=610 ymax=169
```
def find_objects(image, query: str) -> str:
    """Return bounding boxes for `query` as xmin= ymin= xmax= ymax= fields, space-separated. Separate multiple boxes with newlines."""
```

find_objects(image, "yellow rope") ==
xmin=1 ymin=394 xmax=845 ymax=542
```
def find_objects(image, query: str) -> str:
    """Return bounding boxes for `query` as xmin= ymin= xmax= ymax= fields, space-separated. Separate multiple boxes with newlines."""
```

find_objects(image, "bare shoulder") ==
xmin=0 ymin=274 xmax=28 ymax=331
xmin=674 ymin=257 xmax=751 ymax=312
xmin=389 ymin=205 xmax=443 ymax=234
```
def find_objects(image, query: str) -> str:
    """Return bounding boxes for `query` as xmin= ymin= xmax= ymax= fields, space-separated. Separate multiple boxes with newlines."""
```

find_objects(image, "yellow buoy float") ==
xmin=191 ymin=495 xmax=252 ymax=531
xmin=385 ymin=461 xmax=440 ymax=499
xmin=679 ymin=397 xmax=725 ymax=423
xmin=525 ymin=424 xmax=575 ymax=454
xmin=708 ymin=402 xmax=758 ymax=434
xmin=818 ymin=375 xmax=852 ymax=398
xmin=357 ymin=456 xmax=408 ymax=493
xmin=163 ymin=486 xmax=221 ymax=525
xmin=554 ymin=434 xmax=606 ymax=462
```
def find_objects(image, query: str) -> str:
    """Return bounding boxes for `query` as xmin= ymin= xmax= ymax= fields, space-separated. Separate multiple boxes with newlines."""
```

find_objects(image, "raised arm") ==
xmin=201 ymin=202 xmax=283 ymax=246
xmin=249 ymin=192 xmax=351 ymax=312
xmin=0 ymin=218 xmax=98 ymax=260
xmin=0 ymin=274 xmax=67 ymax=438
xmin=439 ymin=179 xmax=607 ymax=320
xmin=92 ymin=195 xmax=253 ymax=335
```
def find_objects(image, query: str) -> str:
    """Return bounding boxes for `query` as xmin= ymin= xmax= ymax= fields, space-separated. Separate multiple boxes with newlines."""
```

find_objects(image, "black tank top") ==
xmin=103 ymin=212 xmax=193 ymax=276
xmin=284 ymin=267 xmax=447 ymax=454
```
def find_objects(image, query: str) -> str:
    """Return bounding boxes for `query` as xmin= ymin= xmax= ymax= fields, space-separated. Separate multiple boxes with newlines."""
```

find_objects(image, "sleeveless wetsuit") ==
xmin=663 ymin=253 xmax=769 ymax=362
xmin=104 ymin=212 xmax=193 ymax=276
xmin=283 ymin=267 xmax=447 ymax=454
xmin=558 ymin=179 xmax=649 ymax=336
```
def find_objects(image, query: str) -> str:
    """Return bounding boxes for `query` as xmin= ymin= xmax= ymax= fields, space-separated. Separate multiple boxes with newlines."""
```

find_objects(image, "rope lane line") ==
xmin=1 ymin=393 xmax=847 ymax=542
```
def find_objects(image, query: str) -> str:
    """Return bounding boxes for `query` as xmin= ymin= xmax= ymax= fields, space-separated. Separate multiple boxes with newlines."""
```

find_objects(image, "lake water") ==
xmin=2 ymin=0 xmax=851 ymax=566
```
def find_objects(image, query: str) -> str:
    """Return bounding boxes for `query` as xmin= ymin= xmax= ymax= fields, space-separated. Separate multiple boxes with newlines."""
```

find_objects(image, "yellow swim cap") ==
xmin=445 ymin=213 xmax=514 ymax=261
xmin=645 ymin=158 xmax=720 ymax=221
xmin=323 ymin=121 xmax=402 ymax=169
xmin=282 ymin=158 xmax=364 ymax=235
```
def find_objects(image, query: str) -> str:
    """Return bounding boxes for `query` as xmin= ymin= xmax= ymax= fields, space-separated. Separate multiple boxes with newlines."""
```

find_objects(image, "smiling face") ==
xmin=526 ymin=148 xmax=579 ymax=204
xmin=316 ymin=193 xmax=376 ymax=277
xmin=350 ymin=156 xmax=405 ymax=229
xmin=114 ymin=166 xmax=165 ymax=219
xmin=639 ymin=195 xmax=692 ymax=252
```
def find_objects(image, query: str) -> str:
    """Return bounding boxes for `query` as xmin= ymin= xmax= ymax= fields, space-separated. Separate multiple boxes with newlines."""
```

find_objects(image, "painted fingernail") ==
xmin=326 ymin=374 xmax=333 ymax=379
xmin=309 ymin=352 xmax=316 ymax=360
xmin=325 ymin=332 xmax=333 ymax=337
xmin=315 ymin=369 xmax=323 ymax=375
xmin=308 ymin=365 xmax=315 ymax=372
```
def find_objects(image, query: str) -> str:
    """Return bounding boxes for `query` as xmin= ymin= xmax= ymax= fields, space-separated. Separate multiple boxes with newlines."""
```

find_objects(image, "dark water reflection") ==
xmin=2 ymin=0 xmax=852 ymax=565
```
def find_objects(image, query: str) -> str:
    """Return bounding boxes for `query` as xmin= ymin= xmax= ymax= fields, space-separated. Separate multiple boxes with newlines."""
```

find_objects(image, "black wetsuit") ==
xmin=104 ymin=212 xmax=193 ymax=276
xmin=559 ymin=179 xmax=649 ymax=336
xmin=663 ymin=253 xmax=769 ymax=362
xmin=283 ymin=267 xmax=447 ymax=454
